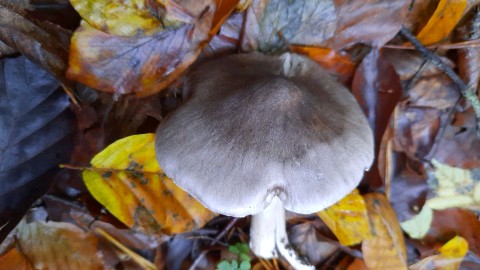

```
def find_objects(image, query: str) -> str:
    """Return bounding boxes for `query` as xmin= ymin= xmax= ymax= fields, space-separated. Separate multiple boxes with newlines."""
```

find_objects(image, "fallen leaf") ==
xmin=423 ymin=208 xmax=480 ymax=255
xmin=289 ymin=45 xmax=355 ymax=84
xmin=410 ymin=236 xmax=469 ymax=270
xmin=331 ymin=0 xmax=409 ymax=49
xmin=425 ymin=160 xmax=480 ymax=211
xmin=400 ymin=204 xmax=433 ymax=239
xmin=0 ymin=247 xmax=33 ymax=270
xmin=0 ymin=3 xmax=72 ymax=85
xmin=15 ymin=220 xmax=103 ymax=270
xmin=67 ymin=0 xmax=214 ymax=97
xmin=289 ymin=222 xmax=338 ymax=265
xmin=0 ymin=56 xmax=74 ymax=242
xmin=241 ymin=0 xmax=337 ymax=52
xmin=70 ymin=0 xmax=164 ymax=36
xmin=317 ymin=189 xmax=371 ymax=246
xmin=82 ymin=134 xmax=216 ymax=234
xmin=416 ymin=0 xmax=468 ymax=45
xmin=352 ymin=49 xmax=403 ymax=187
xmin=362 ymin=193 xmax=408 ymax=270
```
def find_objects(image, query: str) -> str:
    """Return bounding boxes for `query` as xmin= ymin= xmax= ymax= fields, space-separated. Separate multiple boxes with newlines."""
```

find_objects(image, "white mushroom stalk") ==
xmin=250 ymin=196 xmax=314 ymax=270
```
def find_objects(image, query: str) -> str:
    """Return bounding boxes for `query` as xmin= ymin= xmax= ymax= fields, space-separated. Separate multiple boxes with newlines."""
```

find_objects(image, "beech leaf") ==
xmin=82 ymin=134 xmax=216 ymax=235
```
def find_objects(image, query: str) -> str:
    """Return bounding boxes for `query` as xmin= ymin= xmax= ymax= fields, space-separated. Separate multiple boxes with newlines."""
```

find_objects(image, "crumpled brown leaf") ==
xmin=0 ymin=3 xmax=71 ymax=85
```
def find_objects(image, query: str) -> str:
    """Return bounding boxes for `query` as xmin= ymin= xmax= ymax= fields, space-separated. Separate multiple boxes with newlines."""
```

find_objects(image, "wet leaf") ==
xmin=410 ymin=236 xmax=469 ymax=270
xmin=425 ymin=160 xmax=480 ymax=210
xmin=317 ymin=189 xmax=371 ymax=246
xmin=289 ymin=45 xmax=355 ymax=84
xmin=362 ymin=193 xmax=408 ymax=270
xmin=15 ymin=220 xmax=103 ymax=270
xmin=0 ymin=247 xmax=33 ymax=270
xmin=332 ymin=0 xmax=409 ymax=49
xmin=70 ymin=0 xmax=164 ymax=36
xmin=241 ymin=0 xmax=337 ymax=52
xmin=0 ymin=56 xmax=74 ymax=242
xmin=400 ymin=204 xmax=433 ymax=239
xmin=0 ymin=3 xmax=72 ymax=85
xmin=416 ymin=0 xmax=468 ymax=45
xmin=67 ymin=0 xmax=214 ymax=97
xmin=82 ymin=134 xmax=216 ymax=234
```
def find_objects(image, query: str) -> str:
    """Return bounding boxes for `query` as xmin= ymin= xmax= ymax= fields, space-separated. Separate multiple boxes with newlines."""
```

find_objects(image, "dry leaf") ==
xmin=15 ymin=220 xmax=103 ymax=270
xmin=362 ymin=193 xmax=408 ymax=270
xmin=82 ymin=134 xmax=216 ymax=234
xmin=317 ymin=189 xmax=371 ymax=246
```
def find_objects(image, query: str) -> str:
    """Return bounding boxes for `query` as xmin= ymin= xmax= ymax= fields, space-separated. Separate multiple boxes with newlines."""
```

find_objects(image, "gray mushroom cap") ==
xmin=155 ymin=53 xmax=374 ymax=217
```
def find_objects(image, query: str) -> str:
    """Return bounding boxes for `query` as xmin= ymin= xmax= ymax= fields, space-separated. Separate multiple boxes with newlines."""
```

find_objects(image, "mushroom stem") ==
xmin=250 ymin=197 xmax=314 ymax=270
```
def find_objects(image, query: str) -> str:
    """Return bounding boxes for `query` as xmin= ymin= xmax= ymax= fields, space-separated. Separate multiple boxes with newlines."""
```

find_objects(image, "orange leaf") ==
xmin=317 ymin=189 xmax=371 ymax=246
xmin=290 ymin=45 xmax=355 ymax=82
xmin=211 ymin=0 xmax=240 ymax=36
xmin=416 ymin=0 xmax=468 ymax=45
xmin=0 ymin=248 xmax=33 ymax=270
xmin=362 ymin=193 xmax=408 ymax=270
xmin=82 ymin=134 xmax=216 ymax=234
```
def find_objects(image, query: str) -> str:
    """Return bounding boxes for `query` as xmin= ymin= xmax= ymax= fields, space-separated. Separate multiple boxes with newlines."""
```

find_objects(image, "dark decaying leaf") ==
xmin=351 ymin=49 xmax=403 ymax=187
xmin=331 ymin=0 xmax=409 ymax=49
xmin=67 ymin=1 xmax=215 ymax=96
xmin=0 ymin=56 xmax=74 ymax=242
xmin=289 ymin=222 xmax=338 ymax=265
xmin=241 ymin=0 xmax=337 ymax=52
xmin=0 ymin=3 xmax=72 ymax=85
xmin=0 ymin=40 xmax=16 ymax=57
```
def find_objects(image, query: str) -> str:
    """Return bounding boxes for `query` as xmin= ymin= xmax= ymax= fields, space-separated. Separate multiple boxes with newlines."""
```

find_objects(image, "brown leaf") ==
xmin=331 ymin=0 xmax=409 ymax=49
xmin=362 ymin=193 xmax=408 ymax=270
xmin=434 ymin=108 xmax=480 ymax=168
xmin=15 ymin=220 xmax=103 ymax=270
xmin=289 ymin=222 xmax=338 ymax=265
xmin=241 ymin=0 xmax=337 ymax=52
xmin=67 ymin=0 xmax=214 ymax=97
xmin=0 ymin=3 xmax=71 ymax=85
xmin=422 ymin=208 xmax=480 ymax=255
xmin=352 ymin=49 xmax=403 ymax=187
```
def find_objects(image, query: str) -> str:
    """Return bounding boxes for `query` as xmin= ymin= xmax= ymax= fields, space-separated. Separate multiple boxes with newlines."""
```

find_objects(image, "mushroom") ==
xmin=155 ymin=53 xmax=374 ymax=269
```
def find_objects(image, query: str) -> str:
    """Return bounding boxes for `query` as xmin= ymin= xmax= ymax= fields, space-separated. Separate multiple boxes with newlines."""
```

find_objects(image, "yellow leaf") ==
xmin=317 ymin=189 xmax=371 ymax=246
xmin=416 ymin=0 xmax=468 ymax=45
xmin=83 ymin=134 xmax=216 ymax=234
xmin=70 ymin=0 xmax=163 ymax=36
xmin=426 ymin=159 xmax=480 ymax=211
xmin=362 ymin=193 xmax=407 ymax=270
xmin=410 ymin=236 xmax=468 ymax=270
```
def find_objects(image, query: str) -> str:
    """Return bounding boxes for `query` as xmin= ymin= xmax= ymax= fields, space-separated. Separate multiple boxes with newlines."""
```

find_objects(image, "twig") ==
xmin=399 ymin=27 xmax=480 ymax=138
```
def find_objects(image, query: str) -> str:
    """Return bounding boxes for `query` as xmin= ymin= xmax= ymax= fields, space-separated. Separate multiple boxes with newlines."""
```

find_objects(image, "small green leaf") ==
xmin=228 ymin=245 xmax=240 ymax=254
xmin=236 ymin=243 xmax=250 ymax=255
xmin=240 ymin=261 xmax=251 ymax=270
xmin=217 ymin=260 xmax=232 ymax=270
xmin=239 ymin=253 xmax=250 ymax=262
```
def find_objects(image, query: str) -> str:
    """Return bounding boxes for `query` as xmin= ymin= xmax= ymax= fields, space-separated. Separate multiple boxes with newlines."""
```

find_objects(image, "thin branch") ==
xmin=399 ymin=27 xmax=480 ymax=138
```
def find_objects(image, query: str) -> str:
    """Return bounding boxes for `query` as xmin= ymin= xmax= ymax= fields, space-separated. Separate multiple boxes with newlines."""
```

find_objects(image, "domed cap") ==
xmin=155 ymin=53 xmax=374 ymax=217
